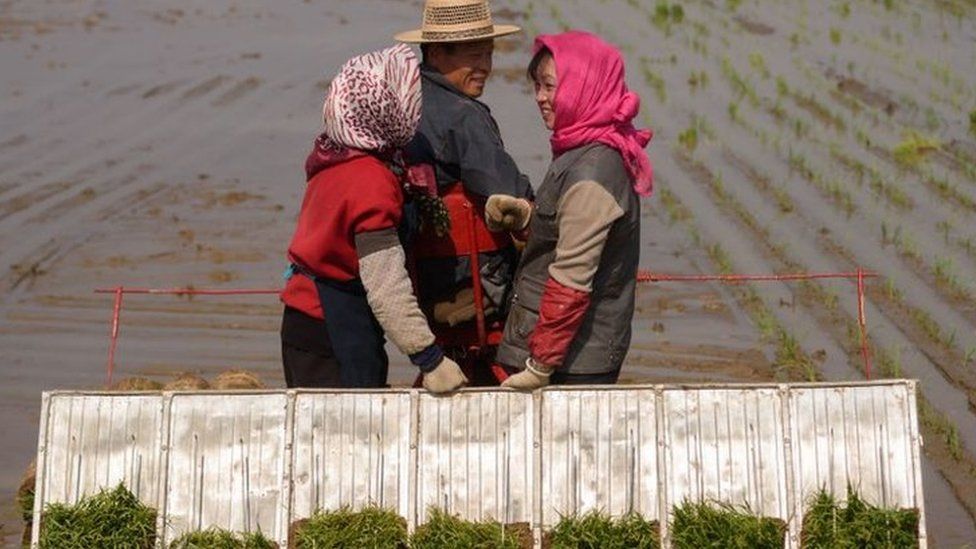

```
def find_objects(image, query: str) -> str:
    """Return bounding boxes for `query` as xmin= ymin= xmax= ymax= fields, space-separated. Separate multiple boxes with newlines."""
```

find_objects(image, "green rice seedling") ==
xmin=896 ymin=233 xmax=920 ymax=262
xmin=293 ymin=506 xmax=408 ymax=548
xmin=959 ymin=236 xmax=975 ymax=258
xmin=728 ymin=101 xmax=740 ymax=122
xmin=754 ymin=308 xmax=778 ymax=341
xmin=638 ymin=56 xmax=667 ymax=104
xmin=547 ymin=510 xmax=659 ymax=549
xmin=801 ymin=487 xmax=919 ymax=547
xmin=671 ymin=500 xmax=786 ymax=549
xmin=748 ymin=52 xmax=769 ymax=79
xmin=670 ymin=4 xmax=684 ymax=23
xmin=775 ymin=76 xmax=789 ymax=97
xmin=678 ymin=126 xmax=698 ymax=152
xmin=720 ymin=56 xmax=759 ymax=106
xmin=892 ymin=132 xmax=940 ymax=167
xmin=924 ymin=107 xmax=940 ymax=132
xmin=18 ymin=485 xmax=34 ymax=523
xmin=868 ymin=173 xmax=912 ymax=210
xmin=925 ymin=175 xmax=976 ymax=212
xmin=919 ymin=400 xmax=963 ymax=461
xmin=706 ymin=243 xmax=733 ymax=274
xmin=658 ymin=188 xmax=692 ymax=224
xmin=935 ymin=219 xmax=952 ymax=244
xmin=908 ymin=307 xmax=942 ymax=344
xmin=877 ymin=348 xmax=902 ymax=377
xmin=969 ymin=109 xmax=976 ymax=137
xmin=829 ymin=27 xmax=842 ymax=45
xmin=776 ymin=330 xmax=818 ymax=381
xmin=688 ymin=70 xmax=709 ymax=90
xmin=411 ymin=508 xmax=524 ymax=549
xmin=652 ymin=2 xmax=671 ymax=28
xmin=170 ymin=527 xmax=276 ymax=549
xmin=39 ymin=483 xmax=157 ymax=549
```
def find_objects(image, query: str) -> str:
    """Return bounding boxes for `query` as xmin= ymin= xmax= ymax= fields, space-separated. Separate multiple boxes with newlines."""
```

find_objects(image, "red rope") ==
xmin=637 ymin=270 xmax=878 ymax=282
xmin=96 ymin=269 xmax=880 ymax=383
xmin=95 ymin=288 xmax=280 ymax=295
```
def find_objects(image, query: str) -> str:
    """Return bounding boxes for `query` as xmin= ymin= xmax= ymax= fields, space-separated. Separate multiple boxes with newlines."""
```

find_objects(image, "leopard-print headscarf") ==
xmin=322 ymin=44 xmax=421 ymax=152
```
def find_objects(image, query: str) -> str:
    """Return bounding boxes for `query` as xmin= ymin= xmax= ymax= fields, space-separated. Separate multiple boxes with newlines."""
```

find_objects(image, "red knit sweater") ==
xmin=281 ymin=154 xmax=402 ymax=319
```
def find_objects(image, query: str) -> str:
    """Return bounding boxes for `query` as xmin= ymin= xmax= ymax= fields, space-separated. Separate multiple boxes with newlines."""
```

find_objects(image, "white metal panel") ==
xmin=291 ymin=391 xmax=413 ymax=520
xmin=416 ymin=390 xmax=534 ymax=526
xmin=31 ymin=382 xmax=926 ymax=548
xmin=790 ymin=382 xmax=923 ymax=509
xmin=539 ymin=387 xmax=659 ymax=527
xmin=37 ymin=393 xmax=163 ymax=506
xmin=161 ymin=392 xmax=288 ymax=544
xmin=661 ymin=386 xmax=789 ymax=522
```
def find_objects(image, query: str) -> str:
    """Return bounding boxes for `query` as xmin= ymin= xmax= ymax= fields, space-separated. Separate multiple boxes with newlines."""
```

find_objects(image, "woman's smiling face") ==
xmin=533 ymin=54 xmax=557 ymax=130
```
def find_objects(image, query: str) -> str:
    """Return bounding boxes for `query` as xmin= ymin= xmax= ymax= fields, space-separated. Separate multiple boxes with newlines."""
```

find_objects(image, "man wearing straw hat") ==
xmin=395 ymin=0 xmax=534 ymax=385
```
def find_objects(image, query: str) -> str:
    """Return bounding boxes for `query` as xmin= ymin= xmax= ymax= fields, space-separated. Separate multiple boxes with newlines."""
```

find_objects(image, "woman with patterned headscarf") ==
xmin=489 ymin=31 xmax=654 ymax=389
xmin=280 ymin=44 xmax=467 ymax=393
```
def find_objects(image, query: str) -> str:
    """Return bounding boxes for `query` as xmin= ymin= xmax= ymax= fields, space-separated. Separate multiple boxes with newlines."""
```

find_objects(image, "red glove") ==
xmin=528 ymin=277 xmax=591 ymax=368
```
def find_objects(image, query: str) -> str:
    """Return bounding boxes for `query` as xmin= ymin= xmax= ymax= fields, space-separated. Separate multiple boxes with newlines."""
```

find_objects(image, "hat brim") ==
xmin=394 ymin=24 xmax=521 ymax=44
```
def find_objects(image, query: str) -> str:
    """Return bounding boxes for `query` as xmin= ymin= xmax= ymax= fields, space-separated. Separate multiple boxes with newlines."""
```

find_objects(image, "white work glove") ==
xmin=485 ymin=194 xmax=532 ymax=232
xmin=422 ymin=357 xmax=469 ymax=394
xmin=501 ymin=357 xmax=553 ymax=390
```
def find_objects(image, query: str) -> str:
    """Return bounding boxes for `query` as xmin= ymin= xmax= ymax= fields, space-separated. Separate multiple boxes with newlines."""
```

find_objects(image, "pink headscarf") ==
xmin=307 ymin=43 xmax=434 ymax=192
xmin=536 ymin=31 xmax=654 ymax=197
xmin=322 ymin=43 xmax=421 ymax=152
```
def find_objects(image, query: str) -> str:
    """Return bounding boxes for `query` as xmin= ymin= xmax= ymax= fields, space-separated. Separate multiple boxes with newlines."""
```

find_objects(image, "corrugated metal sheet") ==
xmin=416 ymin=390 xmax=534 ymax=526
xmin=787 ymin=383 xmax=927 ymax=547
xmin=35 ymin=393 xmax=163 ymax=506
xmin=291 ymin=391 xmax=413 ymax=522
xmin=31 ymin=381 xmax=927 ymax=548
xmin=160 ymin=392 xmax=288 ymax=545
xmin=540 ymin=387 xmax=659 ymax=526
xmin=661 ymin=386 xmax=789 ymax=545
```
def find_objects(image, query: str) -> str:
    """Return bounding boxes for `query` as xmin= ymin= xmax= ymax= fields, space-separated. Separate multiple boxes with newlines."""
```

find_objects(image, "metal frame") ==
xmin=31 ymin=381 xmax=926 ymax=548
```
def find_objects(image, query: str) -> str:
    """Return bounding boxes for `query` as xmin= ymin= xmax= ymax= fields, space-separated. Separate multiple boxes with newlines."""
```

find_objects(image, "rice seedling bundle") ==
xmin=801 ymin=488 xmax=918 ymax=548
xmin=213 ymin=369 xmax=265 ymax=390
xmin=170 ymin=527 xmax=277 ymax=548
xmin=109 ymin=377 xmax=164 ymax=391
xmin=411 ymin=508 xmax=528 ymax=549
xmin=545 ymin=510 xmax=660 ymax=549
xmin=163 ymin=373 xmax=211 ymax=390
xmin=670 ymin=500 xmax=785 ymax=549
xmin=291 ymin=506 xmax=408 ymax=548
xmin=38 ymin=483 xmax=156 ymax=549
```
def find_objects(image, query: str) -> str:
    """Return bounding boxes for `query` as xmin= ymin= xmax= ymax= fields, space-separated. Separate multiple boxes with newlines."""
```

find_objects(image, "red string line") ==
xmin=96 ymin=269 xmax=880 ymax=384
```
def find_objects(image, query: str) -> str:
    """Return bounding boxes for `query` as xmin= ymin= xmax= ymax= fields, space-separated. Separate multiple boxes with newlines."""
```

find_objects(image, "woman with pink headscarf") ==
xmin=489 ymin=31 xmax=654 ymax=389
xmin=280 ymin=44 xmax=467 ymax=393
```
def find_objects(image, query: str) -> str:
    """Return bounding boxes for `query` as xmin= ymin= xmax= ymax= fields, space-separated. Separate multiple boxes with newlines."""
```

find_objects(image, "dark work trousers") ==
xmin=280 ymin=306 xmax=341 ymax=387
xmin=280 ymin=275 xmax=389 ymax=388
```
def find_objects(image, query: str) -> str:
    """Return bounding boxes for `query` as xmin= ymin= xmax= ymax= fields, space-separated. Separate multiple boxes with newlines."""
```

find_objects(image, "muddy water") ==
xmin=2 ymin=0 xmax=975 ymax=545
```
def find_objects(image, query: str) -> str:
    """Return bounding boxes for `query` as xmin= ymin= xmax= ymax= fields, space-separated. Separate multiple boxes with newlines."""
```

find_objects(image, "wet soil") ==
xmin=2 ymin=0 xmax=975 ymax=545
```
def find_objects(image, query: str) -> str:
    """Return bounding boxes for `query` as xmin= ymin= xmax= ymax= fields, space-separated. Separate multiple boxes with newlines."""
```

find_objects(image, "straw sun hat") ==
xmin=394 ymin=0 xmax=521 ymax=43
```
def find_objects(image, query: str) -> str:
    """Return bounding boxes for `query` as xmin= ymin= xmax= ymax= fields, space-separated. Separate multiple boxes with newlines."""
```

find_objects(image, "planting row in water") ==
xmin=33 ymin=483 xmax=918 ymax=548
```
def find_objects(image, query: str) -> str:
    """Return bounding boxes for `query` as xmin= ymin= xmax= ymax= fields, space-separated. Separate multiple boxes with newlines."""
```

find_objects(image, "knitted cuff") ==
xmin=410 ymin=344 xmax=445 ymax=372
